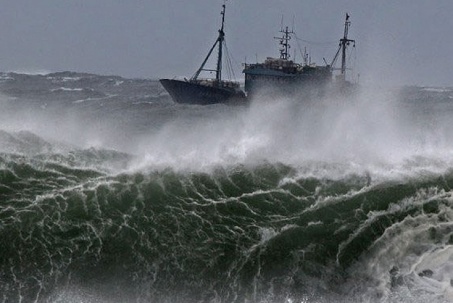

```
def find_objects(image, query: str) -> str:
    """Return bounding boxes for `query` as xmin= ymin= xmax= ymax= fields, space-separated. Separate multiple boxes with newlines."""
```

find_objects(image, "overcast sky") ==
xmin=0 ymin=0 xmax=452 ymax=86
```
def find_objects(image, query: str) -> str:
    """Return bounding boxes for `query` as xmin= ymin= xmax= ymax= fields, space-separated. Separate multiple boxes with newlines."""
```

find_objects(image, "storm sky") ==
xmin=0 ymin=0 xmax=452 ymax=86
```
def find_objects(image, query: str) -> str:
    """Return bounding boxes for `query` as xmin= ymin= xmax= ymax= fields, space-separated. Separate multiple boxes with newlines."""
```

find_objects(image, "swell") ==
xmin=3 ymin=149 xmax=453 ymax=302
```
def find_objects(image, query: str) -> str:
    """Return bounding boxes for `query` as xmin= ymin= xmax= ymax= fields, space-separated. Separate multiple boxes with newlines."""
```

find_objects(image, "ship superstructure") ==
xmin=243 ymin=14 xmax=355 ymax=99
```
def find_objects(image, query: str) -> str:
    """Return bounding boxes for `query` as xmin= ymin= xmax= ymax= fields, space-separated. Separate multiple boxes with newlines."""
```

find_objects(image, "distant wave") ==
xmin=50 ymin=87 xmax=84 ymax=92
xmin=422 ymin=87 xmax=453 ymax=93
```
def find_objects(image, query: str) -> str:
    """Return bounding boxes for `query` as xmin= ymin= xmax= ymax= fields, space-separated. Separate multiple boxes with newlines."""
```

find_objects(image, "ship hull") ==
xmin=160 ymin=79 xmax=246 ymax=105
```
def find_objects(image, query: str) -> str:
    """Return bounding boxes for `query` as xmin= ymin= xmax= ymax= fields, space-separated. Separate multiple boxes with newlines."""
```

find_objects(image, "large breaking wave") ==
xmin=0 ymin=73 xmax=453 ymax=302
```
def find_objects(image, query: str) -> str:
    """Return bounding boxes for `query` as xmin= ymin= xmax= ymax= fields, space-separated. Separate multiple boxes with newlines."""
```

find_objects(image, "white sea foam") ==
xmin=51 ymin=87 xmax=84 ymax=92
xmin=341 ymin=187 xmax=453 ymax=302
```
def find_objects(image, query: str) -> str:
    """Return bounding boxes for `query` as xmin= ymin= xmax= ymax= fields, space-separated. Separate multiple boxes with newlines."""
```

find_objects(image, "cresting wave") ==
xmin=1 ymin=131 xmax=453 ymax=302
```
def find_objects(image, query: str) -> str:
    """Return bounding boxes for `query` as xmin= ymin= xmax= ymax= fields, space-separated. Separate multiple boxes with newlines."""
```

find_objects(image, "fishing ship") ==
xmin=243 ymin=14 xmax=356 ymax=99
xmin=159 ymin=3 xmax=246 ymax=105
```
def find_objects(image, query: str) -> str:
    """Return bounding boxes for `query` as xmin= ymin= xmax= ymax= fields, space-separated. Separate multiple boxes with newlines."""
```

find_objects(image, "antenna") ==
xmin=274 ymin=25 xmax=294 ymax=60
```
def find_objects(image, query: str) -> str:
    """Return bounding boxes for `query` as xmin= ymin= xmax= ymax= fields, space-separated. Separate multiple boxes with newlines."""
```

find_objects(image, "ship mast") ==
xmin=216 ymin=4 xmax=226 ymax=82
xmin=331 ymin=13 xmax=355 ymax=80
xmin=275 ymin=26 xmax=294 ymax=60
xmin=191 ymin=3 xmax=226 ymax=84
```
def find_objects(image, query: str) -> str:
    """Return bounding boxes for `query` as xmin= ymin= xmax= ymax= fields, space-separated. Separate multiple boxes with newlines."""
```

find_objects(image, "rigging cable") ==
xmin=223 ymin=40 xmax=239 ymax=80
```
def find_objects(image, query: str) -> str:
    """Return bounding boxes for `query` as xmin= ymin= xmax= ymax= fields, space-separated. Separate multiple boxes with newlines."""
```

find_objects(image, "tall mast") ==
xmin=330 ymin=13 xmax=356 ymax=79
xmin=216 ymin=4 xmax=226 ymax=82
xmin=191 ymin=3 xmax=227 ymax=83
xmin=340 ymin=14 xmax=354 ymax=76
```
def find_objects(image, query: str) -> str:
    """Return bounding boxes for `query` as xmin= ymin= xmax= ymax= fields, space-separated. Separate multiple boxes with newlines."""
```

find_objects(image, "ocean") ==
xmin=1 ymin=72 xmax=453 ymax=303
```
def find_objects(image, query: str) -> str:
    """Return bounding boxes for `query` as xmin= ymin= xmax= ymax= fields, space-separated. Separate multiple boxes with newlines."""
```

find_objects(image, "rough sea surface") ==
xmin=1 ymin=72 xmax=453 ymax=303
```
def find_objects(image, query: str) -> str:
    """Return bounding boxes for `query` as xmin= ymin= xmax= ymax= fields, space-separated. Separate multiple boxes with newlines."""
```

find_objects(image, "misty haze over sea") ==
xmin=0 ymin=71 xmax=453 ymax=302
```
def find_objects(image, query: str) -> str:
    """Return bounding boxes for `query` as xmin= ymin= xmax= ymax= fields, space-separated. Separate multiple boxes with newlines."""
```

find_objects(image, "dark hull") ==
xmin=160 ymin=79 xmax=246 ymax=105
